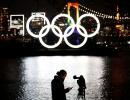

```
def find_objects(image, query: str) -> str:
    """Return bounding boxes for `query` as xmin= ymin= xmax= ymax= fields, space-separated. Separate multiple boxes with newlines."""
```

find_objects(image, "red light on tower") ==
xmin=67 ymin=1 xmax=79 ymax=22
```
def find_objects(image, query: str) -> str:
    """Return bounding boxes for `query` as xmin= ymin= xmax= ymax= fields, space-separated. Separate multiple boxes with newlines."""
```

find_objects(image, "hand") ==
xmin=68 ymin=87 xmax=73 ymax=91
xmin=69 ymin=87 xmax=73 ymax=89
xmin=65 ymin=87 xmax=73 ymax=92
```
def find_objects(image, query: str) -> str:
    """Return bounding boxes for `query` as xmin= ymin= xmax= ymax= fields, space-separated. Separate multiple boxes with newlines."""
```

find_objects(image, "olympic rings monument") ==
xmin=26 ymin=13 xmax=100 ymax=49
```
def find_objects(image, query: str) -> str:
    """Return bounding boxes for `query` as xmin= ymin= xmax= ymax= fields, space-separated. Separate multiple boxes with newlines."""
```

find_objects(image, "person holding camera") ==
xmin=73 ymin=75 xmax=86 ymax=100
xmin=51 ymin=70 xmax=72 ymax=100
xmin=77 ymin=75 xmax=86 ymax=95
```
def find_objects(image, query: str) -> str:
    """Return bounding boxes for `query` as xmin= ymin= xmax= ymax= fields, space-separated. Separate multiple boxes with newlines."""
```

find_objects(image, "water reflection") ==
xmin=0 ymin=56 xmax=111 ymax=100
xmin=111 ymin=55 xmax=130 ymax=100
xmin=0 ymin=58 xmax=24 ymax=100
xmin=21 ymin=56 xmax=107 ymax=100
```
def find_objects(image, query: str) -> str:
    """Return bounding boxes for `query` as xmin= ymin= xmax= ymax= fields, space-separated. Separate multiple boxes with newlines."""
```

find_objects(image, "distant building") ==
xmin=0 ymin=7 xmax=9 ymax=33
xmin=29 ymin=12 xmax=45 ymax=35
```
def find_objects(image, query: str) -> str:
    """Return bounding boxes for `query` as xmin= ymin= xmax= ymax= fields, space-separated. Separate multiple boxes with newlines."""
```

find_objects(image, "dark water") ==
xmin=0 ymin=53 xmax=130 ymax=100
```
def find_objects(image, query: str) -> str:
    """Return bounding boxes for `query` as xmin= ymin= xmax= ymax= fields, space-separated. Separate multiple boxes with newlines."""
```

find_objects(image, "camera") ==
xmin=73 ymin=75 xmax=80 ymax=79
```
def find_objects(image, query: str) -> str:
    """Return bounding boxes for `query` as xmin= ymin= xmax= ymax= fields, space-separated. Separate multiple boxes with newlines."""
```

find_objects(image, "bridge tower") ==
xmin=67 ymin=0 xmax=79 ymax=22
xmin=115 ymin=5 xmax=120 ymax=20
xmin=67 ymin=0 xmax=81 ymax=45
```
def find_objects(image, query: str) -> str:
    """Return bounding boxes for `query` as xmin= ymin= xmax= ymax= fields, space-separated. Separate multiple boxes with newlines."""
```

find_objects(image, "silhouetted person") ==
xmin=51 ymin=70 xmax=72 ymax=100
xmin=77 ymin=75 xmax=86 ymax=100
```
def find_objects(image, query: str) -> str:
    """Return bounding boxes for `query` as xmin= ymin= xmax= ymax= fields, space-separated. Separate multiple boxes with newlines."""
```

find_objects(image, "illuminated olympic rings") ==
xmin=26 ymin=13 xmax=100 ymax=48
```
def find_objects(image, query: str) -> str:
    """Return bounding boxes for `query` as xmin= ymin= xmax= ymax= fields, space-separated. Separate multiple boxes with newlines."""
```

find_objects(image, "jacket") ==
xmin=51 ymin=75 xmax=69 ymax=100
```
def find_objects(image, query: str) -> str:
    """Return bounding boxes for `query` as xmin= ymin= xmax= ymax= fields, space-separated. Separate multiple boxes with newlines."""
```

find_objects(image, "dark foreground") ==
xmin=0 ymin=49 xmax=130 ymax=100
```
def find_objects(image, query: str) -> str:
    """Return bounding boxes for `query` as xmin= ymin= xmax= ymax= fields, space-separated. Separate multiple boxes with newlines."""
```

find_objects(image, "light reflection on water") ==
xmin=1 ymin=54 xmax=130 ymax=100
xmin=21 ymin=56 xmax=107 ymax=100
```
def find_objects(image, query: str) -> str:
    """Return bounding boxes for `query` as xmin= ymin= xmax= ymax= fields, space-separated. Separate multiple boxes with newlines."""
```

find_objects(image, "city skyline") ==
xmin=0 ymin=0 xmax=130 ymax=16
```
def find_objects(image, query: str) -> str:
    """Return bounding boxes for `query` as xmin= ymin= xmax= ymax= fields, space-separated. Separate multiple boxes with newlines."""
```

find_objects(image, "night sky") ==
xmin=0 ymin=0 xmax=130 ymax=17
